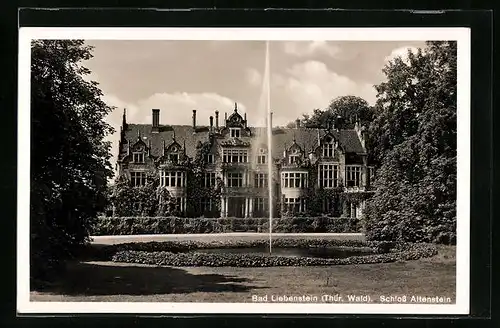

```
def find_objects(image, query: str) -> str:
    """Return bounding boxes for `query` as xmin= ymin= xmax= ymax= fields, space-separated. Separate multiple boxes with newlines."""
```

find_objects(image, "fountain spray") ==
xmin=265 ymin=40 xmax=273 ymax=255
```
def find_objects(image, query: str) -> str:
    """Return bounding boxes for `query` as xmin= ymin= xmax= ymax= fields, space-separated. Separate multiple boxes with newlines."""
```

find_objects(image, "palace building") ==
xmin=116 ymin=103 xmax=375 ymax=219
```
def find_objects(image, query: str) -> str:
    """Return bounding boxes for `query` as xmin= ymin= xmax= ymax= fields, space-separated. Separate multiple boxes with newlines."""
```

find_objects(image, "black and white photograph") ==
xmin=18 ymin=27 xmax=470 ymax=314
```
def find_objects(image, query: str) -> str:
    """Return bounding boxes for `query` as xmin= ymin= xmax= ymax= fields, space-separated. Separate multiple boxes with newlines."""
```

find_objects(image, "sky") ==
xmin=82 ymin=40 xmax=426 ymax=167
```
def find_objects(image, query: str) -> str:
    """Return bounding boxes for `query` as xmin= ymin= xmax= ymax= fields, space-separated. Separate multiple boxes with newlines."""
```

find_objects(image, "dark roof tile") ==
xmin=122 ymin=124 xmax=365 ymax=160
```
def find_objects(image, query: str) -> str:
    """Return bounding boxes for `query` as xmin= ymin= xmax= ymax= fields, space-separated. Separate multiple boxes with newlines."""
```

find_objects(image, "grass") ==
xmin=30 ymin=235 xmax=456 ymax=303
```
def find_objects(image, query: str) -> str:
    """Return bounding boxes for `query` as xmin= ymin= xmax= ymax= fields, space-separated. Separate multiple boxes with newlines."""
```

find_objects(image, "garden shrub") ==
xmin=101 ymin=238 xmax=438 ymax=267
xmin=91 ymin=216 xmax=361 ymax=235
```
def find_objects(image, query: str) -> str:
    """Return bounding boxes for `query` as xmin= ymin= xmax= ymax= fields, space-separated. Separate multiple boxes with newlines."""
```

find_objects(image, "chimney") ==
xmin=295 ymin=119 xmax=300 ymax=129
xmin=192 ymin=110 xmax=197 ymax=129
xmin=122 ymin=108 xmax=127 ymax=129
xmin=209 ymin=116 xmax=214 ymax=132
xmin=244 ymin=112 xmax=247 ymax=128
xmin=215 ymin=110 xmax=219 ymax=129
xmin=152 ymin=109 xmax=160 ymax=133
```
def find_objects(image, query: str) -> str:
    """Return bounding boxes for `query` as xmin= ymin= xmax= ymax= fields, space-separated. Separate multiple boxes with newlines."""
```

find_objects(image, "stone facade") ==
xmin=116 ymin=104 xmax=375 ymax=218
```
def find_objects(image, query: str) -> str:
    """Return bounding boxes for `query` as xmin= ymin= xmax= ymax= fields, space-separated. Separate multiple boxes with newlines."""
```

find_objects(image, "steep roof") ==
xmin=250 ymin=127 xmax=365 ymax=155
xmin=121 ymin=124 xmax=365 ymax=160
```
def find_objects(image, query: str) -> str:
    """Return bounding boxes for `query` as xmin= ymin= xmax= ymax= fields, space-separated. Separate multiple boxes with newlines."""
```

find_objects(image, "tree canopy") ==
xmin=364 ymin=41 xmax=457 ymax=244
xmin=291 ymin=95 xmax=374 ymax=129
xmin=30 ymin=40 xmax=115 ymax=281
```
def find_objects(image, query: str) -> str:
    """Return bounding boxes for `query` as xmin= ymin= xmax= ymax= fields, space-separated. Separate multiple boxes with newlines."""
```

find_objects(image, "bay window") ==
xmin=346 ymin=166 xmax=362 ymax=187
xmin=281 ymin=172 xmax=308 ymax=188
xmin=160 ymin=171 xmax=186 ymax=187
xmin=319 ymin=164 xmax=339 ymax=188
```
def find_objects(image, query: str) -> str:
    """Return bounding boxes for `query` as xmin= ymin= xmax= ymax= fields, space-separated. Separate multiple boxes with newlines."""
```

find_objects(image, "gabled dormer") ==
xmin=221 ymin=102 xmax=252 ymax=138
xmin=317 ymin=132 xmax=341 ymax=160
xmin=127 ymin=131 xmax=151 ymax=164
xmin=196 ymin=138 xmax=218 ymax=165
xmin=157 ymin=134 xmax=186 ymax=165
xmin=286 ymin=138 xmax=304 ymax=165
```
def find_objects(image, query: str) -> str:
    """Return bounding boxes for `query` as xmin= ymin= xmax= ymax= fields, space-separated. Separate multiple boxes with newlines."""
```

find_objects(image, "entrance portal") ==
xmin=227 ymin=197 xmax=245 ymax=218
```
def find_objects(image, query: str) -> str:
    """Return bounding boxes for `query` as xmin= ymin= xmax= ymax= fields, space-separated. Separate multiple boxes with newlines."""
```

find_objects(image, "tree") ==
xmin=364 ymin=41 xmax=457 ymax=244
xmin=295 ymin=96 xmax=373 ymax=128
xmin=110 ymin=172 xmax=174 ymax=217
xmin=30 ymin=40 xmax=114 ymax=282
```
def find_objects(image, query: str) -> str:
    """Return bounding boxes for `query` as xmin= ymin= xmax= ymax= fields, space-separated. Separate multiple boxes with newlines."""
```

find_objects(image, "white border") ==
xmin=17 ymin=27 xmax=470 ymax=315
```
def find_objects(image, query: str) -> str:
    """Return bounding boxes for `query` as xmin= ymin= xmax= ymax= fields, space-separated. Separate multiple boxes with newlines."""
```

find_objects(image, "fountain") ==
xmin=249 ymin=40 xmax=274 ymax=254
xmin=265 ymin=40 xmax=273 ymax=255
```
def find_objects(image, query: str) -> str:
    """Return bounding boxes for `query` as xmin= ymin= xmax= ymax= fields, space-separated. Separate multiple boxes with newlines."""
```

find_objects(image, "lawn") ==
xmin=30 ymin=235 xmax=456 ymax=303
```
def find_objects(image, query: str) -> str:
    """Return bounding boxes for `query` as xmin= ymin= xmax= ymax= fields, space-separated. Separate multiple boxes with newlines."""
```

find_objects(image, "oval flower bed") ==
xmin=95 ymin=239 xmax=438 ymax=267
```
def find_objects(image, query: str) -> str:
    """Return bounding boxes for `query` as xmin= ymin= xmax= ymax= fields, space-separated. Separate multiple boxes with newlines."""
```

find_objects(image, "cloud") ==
xmin=245 ymin=67 xmax=262 ymax=86
xmin=384 ymin=46 xmax=419 ymax=64
xmin=103 ymin=92 xmax=245 ymax=177
xmin=283 ymin=41 xmax=342 ymax=58
xmin=271 ymin=60 xmax=377 ymax=125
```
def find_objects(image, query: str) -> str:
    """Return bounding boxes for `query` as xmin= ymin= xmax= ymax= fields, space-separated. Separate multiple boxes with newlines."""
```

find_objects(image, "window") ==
xmin=322 ymin=198 xmax=335 ymax=213
xmin=204 ymin=154 xmax=215 ymax=164
xmin=257 ymin=148 xmax=267 ymax=164
xmin=133 ymin=152 xmax=145 ymax=163
xmin=319 ymin=164 xmax=339 ymax=188
xmin=289 ymin=154 xmax=300 ymax=165
xmin=230 ymin=128 xmax=241 ymax=138
xmin=346 ymin=166 xmax=362 ymax=187
xmin=222 ymin=149 xmax=248 ymax=163
xmin=173 ymin=197 xmax=183 ymax=212
xmin=130 ymin=171 xmax=147 ymax=187
xmin=322 ymin=139 xmax=334 ymax=158
xmin=281 ymin=172 xmax=308 ymax=188
xmin=254 ymin=173 xmax=268 ymax=188
xmin=169 ymin=153 xmax=179 ymax=163
xmin=160 ymin=171 xmax=186 ymax=187
xmin=203 ymin=172 xmax=217 ymax=188
xmin=200 ymin=197 xmax=213 ymax=213
xmin=227 ymin=172 xmax=243 ymax=187
xmin=284 ymin=198 xmax=306 ymax=213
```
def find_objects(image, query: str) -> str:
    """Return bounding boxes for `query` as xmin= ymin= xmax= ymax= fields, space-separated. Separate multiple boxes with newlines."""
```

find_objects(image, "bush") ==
xmin=103 ymin=239 xmax=438 ymax=267
xmin=90 ymin=216 xmax=362 ymax=235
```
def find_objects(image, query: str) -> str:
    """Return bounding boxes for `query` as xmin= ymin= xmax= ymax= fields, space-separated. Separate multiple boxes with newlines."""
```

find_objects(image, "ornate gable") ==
xmin=315 ymin=131 xmax=344 ymax=159
xmin=131 ymin=131 xmax=148 ymax=152
xmin=288 ymin=139 xmax=303 ymax=155
xmin=120 ymin=131 xmax=154 ymax=164
xmin=157 ymin=135 xmax=188 ymax=166
xmin=284 ymin=138 xmax=305 ymax=166
xmin=166 ymin=140 xmax=182 ymax=154
xmin=220 ymin=102 xmax=252 ymax=138
xmin=226 ymin=103 xmax=245 ymax=128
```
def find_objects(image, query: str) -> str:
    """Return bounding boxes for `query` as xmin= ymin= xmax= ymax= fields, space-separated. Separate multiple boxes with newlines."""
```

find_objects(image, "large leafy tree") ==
xmin=292 ymin=95 xmax=374 ymax=128
xmin=364 ymin=41 xmax=457 ymax=244
xmin=31 ymin=40 xmax=114 ymax=281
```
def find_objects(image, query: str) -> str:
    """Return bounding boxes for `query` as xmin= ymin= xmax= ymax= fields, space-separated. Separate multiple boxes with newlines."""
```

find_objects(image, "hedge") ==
xmin=90 ymin=216 xmax=361 ymax=235
xmin=81 ymin=238 xmax=438 ymax=267
xmin=106 ymin=239 xmax=437 ymax=267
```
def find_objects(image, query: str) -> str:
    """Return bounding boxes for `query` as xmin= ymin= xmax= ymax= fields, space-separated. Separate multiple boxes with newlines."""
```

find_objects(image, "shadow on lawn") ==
xmin=34 ymin=261 xmax=264 ymax=296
